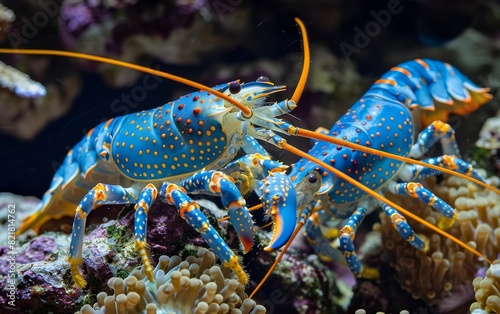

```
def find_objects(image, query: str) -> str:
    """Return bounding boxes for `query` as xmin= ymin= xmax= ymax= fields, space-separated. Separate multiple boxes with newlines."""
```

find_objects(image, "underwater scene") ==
xmin=1 ymin=0 xmax=500 ymax=313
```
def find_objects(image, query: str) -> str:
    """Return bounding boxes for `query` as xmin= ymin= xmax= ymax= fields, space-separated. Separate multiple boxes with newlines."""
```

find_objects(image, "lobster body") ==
xmin=18 ymin=82 xmax=279 ymax=235
xmin=291 ymin=96 xmax=412 ymax=208
xmin=111 ymin=85 xmax=236 ymax=180
xmin=290 ymin=59 xmax=491 ymax=213
xmin=17 ymin=77 xmax=295 ymax=287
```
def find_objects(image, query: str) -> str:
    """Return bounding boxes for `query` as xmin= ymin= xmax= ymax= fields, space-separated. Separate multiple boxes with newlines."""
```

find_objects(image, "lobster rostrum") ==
xmin=3 ymin=18 xmax=498 ymax=292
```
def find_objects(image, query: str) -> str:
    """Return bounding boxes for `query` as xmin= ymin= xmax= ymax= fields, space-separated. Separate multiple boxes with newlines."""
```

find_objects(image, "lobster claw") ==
xmin=260 ymin=171 xmax=297 ymax=251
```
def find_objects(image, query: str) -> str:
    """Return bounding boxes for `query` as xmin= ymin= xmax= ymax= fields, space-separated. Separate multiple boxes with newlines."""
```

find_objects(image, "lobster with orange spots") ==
xmin=248 ymin=58 xmax=496 ymax=297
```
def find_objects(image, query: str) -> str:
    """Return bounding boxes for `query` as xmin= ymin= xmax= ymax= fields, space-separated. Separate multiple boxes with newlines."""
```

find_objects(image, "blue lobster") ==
xmin=249 ymin=58 xmax=495 ymax=289
xmin=6 ymin=18 xmax=316 ymax=288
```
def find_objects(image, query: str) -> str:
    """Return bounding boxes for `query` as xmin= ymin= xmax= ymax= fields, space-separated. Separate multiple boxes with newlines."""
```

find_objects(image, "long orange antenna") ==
xmin=248 ymin=142 xmax=493 ymax=297
xmin=281 ymin=142 xmax=492 ymax=264
xmin=290 ymin=127 xmax=500 ymax=197
xmin=0 ymin=48 xmax=253 ymax=118
xmin=291 ymin=17 xmax=310 ymax=104
xmin=249 ymin=221 xmax=305 ymax=299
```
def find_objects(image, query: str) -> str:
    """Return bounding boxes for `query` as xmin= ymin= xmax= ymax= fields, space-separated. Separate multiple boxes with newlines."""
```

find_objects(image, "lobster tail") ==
xmin=365 ymin=58 xmax=492 ymax=128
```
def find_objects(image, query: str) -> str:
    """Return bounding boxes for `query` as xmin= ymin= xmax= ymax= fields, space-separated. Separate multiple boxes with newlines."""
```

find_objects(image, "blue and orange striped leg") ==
xmin=159 ymin=182 xmax=248 ymax=284
xmin=398 ymin=155 xmax=486 ymax=187
xmin=409 ymin=120 xmax=460 ymax=158
xmin=180 ymin=170 xmax=254 ymax=253
xmin=133 ymin=183 xmax=158 ymax=283
xmin=380 ymin=202 xmax=428 ymax=251
xmin=68 ymin=183 xmax=139 ymax=288
xmin=388 ymin=181 xmax=457 ymax=229
xmin=338 ymin=202 xmax=380 ymax=278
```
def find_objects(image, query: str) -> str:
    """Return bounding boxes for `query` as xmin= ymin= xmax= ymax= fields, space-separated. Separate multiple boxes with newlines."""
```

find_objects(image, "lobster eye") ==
xmin=229 ymin=81 xmax=241 ymax=94
xmin=308 ymin=175 xmax=318 ymax=184
xmin=256 ymin=76 xmax=270 ymax=82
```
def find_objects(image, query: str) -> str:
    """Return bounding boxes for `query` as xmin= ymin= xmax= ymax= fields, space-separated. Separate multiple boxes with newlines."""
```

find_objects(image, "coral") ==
xmin=470 ymin=260 xmax=500 ymax=314
xmin=0 ymin=193 xmax=40 ymax=246
xmin=0 ymin=58 xmax=81 ymax=140
xmin=76 ymin=248 xmax=266 ymax=314
xmin=376 ymin=172 xmax=500 ymax=310
xmin=347 ymin=270 xmax=430 ymax=313
xmin=473 ymin=109 xmax=500 ymax=177
xmin=0 ymin=59 xmax=45 ymax=98
xmin=0 ymin=192 xmax=236 ymax=313
xmin=249 ymin=241 xmax=352 ymax=314
xmin=0 ymin=3 xmax=14 ymax=41
xmin=58 ymin=0 xmax=253 ymax=87
xmin=0 ymin=231 xmax=84 ymax=313
xmin=476 ymin=110 xmax=500 ymax=150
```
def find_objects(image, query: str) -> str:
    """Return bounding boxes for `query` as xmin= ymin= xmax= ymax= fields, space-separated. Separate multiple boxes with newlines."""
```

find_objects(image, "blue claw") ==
xmin=260 ymin=171 xmax=297 ymax=251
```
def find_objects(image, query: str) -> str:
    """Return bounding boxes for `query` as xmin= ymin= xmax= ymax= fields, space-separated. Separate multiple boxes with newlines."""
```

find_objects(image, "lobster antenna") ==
xmin=0 ymin=50 xmax=253 ymax=118
xmin=247 ymin=141 xmax=494 ymax=297
xmin=291 ymin=17 xmax=310 ymax=104
xmin=289 ymin=127 xmax=500 ymax=197
xmin=249 ymin=220 xmax=305 ymax=299
xmin=281 ymin=142 xmax=492 ymax=263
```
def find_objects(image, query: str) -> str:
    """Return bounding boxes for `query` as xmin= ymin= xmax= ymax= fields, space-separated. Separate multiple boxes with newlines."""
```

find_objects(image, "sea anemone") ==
xmin=355 ymin=310 xmax=410 ymax=314
xmin=76 ymin=248 xmax=266 ymax=314
xmin=470 ymin=260 xmax=500 ymax=313
xmin=376 ymin=172 xmax=500 ymax=308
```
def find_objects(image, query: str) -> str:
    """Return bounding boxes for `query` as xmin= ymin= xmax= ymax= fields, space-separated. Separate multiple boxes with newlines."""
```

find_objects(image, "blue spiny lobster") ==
xmin=3 ymin=18 xmax=497 ymax=293
xmin=6 ymin=18 xmax=315 ymax=288
xmin=247 ymin=58 xmax=496 ymax=295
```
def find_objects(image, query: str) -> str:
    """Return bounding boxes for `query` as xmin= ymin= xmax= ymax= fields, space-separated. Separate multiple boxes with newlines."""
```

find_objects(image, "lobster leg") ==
xmin=242 ymin=135 xmax=272 ymax=157
xmin=159 ymin=182 xmax=248 ymax=284
xmin=68 ymin=183 xmax=140 ymax=288
xmin=132 ymin=183 xmax=158 ymax=283
xmin=388 ymin=181 xmax=457 ymax=229
xmin=399 ymin=119 xmax=486 ymax=182
xmin=179 ymin=170 xmax=254 ymax=253
xmin=379 ymin=202 xmax=428 ymax=251
xmin=338 ymin=202 xmax=380 ymax=278
xmin=403 ymin=155 xmax=486 ymax=183
xmin=409 ymin=120 xmax=461 ymax=158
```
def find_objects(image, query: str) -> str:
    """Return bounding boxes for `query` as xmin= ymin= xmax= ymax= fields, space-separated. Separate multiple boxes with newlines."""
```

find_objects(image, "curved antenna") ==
xmin=291 ymin=17 xmax=310 ymax=104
